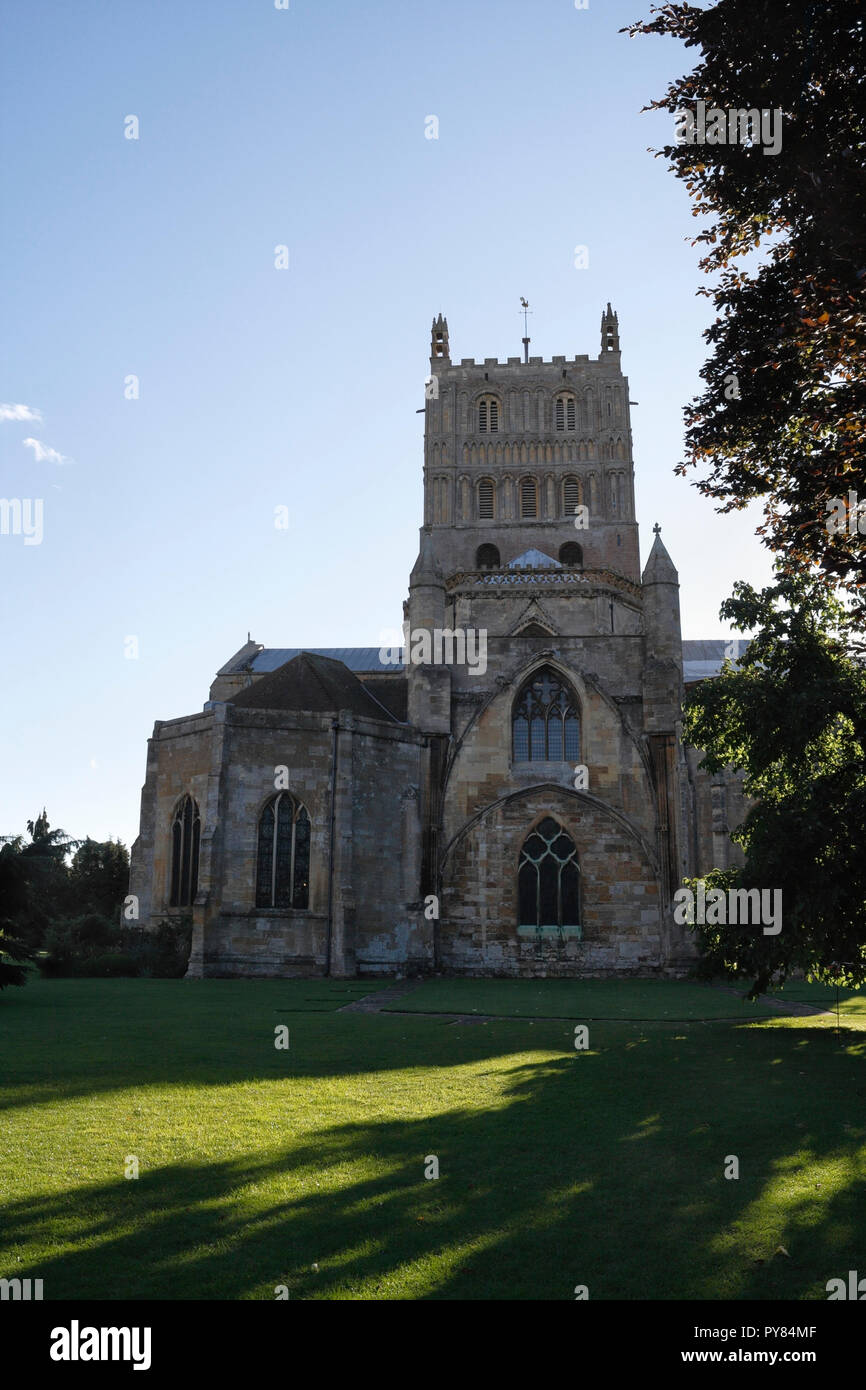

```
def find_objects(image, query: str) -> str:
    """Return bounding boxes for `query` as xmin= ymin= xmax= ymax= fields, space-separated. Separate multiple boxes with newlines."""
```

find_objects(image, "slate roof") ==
xmin=228 ymin=652 xmax=401 ymax=721
xmin=682 ymin=639 xmax=749 ymax=683
xmin=507 ymin=548 xmax=562 ymax=569
xmin=248 ymin=647 xmax=397 ymax=674
xmin=220 ymin=639 xmax=746 ymax=688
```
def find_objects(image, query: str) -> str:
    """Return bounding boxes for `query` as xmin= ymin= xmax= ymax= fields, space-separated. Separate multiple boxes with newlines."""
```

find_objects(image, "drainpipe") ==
xmin=325 ymin=717 xmax=339 ymax=977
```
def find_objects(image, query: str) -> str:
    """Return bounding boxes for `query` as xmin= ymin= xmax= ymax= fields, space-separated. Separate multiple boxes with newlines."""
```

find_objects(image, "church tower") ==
xmin=406 ymin=308 xmax=688 ymax=977
xmin=418 ymin=307 xmax=639 ymax=588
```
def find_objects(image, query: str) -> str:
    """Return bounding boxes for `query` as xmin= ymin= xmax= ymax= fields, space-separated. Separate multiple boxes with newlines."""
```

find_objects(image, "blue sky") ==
xmin=0 ymin=0 xmax=772 ymax=850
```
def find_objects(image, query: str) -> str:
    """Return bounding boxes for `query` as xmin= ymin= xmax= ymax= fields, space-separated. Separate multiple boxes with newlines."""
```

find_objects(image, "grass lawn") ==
xmin=1 ymin=975 xmax=865 ymax=1301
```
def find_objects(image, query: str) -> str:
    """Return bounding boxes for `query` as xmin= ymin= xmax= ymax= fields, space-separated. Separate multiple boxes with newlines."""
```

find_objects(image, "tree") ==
xmin=625 ymin=1 xmax=866 ymax=602
xmin=66 ymin=839 xmax=129 ymax=920
xmin=1 ymin=811 xmax=76 ymax=946
xmin=0 ymin=925 xmax=35 ymax=990
xmin=683 ymin=569 xmax=866 ymax=994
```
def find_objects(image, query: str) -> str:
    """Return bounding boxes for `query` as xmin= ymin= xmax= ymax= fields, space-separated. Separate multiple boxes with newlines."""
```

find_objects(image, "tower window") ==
xmin=555 ymin=394 xmax=576 ymax=432
xmin=478 ymin=478 xmax=495 ymax=519
xmin=562 ymin=475 xmax=581 ymax=517
xmin=476 ymin=543 xmax=500 ymax=569
xmin=256 ymin=792 xmax=310 ymax=910
xmin=169 ymin=795 xmax=200 ymax=907
xmin=478 ymin=395 xmax=500 ymax=433
xmin=512 ymin=666 xmax=580 ymax=762
xmin=520 ymin=476 xmax=538 ymax=518
xmin=559 ymin=542 xmax=583 ymax=567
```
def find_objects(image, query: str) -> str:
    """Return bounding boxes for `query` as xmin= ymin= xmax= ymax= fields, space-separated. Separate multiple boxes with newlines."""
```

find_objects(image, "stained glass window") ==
xmin=512 ymin=668 xmax=580 ymax=762
xmin=518 ymin=817 xmax=580 ymax=930
xmin=169 ymin=795 xmax=200 ymax=907
xmin=256 ymin=792 xmax=310 ymax=909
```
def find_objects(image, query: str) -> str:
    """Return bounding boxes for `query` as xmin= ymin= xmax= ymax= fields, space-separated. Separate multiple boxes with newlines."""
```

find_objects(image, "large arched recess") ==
xmin=437 ymin=784 xmax=662 ymax=974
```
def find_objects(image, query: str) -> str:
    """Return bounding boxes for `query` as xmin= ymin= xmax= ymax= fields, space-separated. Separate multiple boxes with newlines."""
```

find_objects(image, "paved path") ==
xmin=338 ymin=978 xmax=833 ymax=1025
xmin=338 ymin=980 xmax=426 ymax=1013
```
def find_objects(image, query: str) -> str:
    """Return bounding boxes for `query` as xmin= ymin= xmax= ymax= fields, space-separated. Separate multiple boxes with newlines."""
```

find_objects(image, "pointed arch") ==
xmin=169 ymin=795 xmax=200 ymax=907
xmin=256 ymin=791 xmax=310 ymax=909
xmin=512 ymin=665 xmax=580 ymax=762
xmin=518 ymin=817 xmax=580 ymax=931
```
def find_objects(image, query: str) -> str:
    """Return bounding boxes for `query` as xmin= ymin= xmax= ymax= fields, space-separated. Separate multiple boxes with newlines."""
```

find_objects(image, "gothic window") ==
xmin=169 ymin=795 xmax=200 ymax=907
xmin=562 ymin=475 xmax=581 ymax=517
xmin=555 ymin=394 xmax=576 ymax=432
xmin=512 ymin=667 xmax=580 ymax=762
xmin=476 ymin=543 xmax=500 ymax=569
xmin=518 ymin=817 xmax=580 ymax=930
xmin=520 ymin=476 xmax=538 ymax=518
xmin=609 ymin=473 xmax=619 ymax=515
xmin=256 ymin=792 xmax=310 ymax=909
xmin=478 ymin=395 xmax=500 ymax=433
xmin=478 ymin=478 xmax=495 ymax=519
xmin=559 ymin=541 xmax=583 ymax=567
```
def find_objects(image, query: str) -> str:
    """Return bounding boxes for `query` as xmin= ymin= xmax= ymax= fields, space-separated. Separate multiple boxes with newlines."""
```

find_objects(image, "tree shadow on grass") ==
xmin=3 ymin=1022 xmax=866 ymax=1301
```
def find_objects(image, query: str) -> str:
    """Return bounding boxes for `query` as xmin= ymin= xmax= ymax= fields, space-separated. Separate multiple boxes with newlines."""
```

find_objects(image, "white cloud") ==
xmin=0 ymin=402 xmax=42 ymax=423
xmin=23 ymin=437 xmax=67 ymax=465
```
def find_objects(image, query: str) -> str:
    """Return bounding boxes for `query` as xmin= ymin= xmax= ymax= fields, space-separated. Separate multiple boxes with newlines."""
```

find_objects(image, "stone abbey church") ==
xmin=129 ymin=308 xmax=746 ymax=979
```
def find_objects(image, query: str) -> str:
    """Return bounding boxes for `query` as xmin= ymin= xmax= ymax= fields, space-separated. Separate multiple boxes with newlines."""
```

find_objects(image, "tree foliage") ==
xmin=625 ymin=1 xmax=866 ymax=600
xmin=0 ymin=814 xmax=129 ymax=988
xmin=683 ymin=570 xmax=866 ymax=993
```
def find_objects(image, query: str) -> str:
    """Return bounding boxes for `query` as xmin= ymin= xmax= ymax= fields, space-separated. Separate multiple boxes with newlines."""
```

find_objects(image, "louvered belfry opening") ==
xmin=520 ymin=476 xmax=538 ymax=518
xmin=478 ymin=477 xmax=495 ymax=519
xmin=478 ymin=396 xmax=499 ymax=433
xmin=563 ymin=475 xmax=581 ymax=516
xmin=555 ymin=394 xmax=576 ymax=431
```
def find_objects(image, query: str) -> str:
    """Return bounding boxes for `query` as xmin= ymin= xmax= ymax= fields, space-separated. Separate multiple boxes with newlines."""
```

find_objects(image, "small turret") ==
xmin=407 ymin=528 xmax=450 ymax=732
xmin=431 ymin=314 xmax=450 ymax=366
xmin=642 ymin=523 xmax=683 ymax=732
xmin=642 ymin=524 xmax=679 ymax=591
xmin=600 ymin=302 xmax=620 ymax=354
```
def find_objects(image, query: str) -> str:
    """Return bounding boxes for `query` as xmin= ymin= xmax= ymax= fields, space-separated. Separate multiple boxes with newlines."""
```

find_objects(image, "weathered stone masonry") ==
xmin=128 ymin=309 xmax=745 ymax=978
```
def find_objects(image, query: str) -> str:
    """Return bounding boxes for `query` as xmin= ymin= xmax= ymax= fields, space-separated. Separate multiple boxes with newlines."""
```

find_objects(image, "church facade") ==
xmin=128 ymin=309 xmax=746 ymax=979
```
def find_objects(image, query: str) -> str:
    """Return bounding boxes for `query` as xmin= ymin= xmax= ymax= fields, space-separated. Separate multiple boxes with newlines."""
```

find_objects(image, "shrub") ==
xmin=38 ymin=913 xmax=193 ymax=978
xmin=88 ymin=952 xmax=138 ymax=977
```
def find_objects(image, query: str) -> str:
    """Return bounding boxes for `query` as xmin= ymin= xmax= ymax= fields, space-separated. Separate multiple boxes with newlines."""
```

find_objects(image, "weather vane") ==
xmin=519 ymin=297 xmax=532 ymax=363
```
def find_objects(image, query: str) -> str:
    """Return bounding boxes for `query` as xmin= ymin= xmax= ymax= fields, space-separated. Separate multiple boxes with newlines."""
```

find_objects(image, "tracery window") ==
xmin=518 ymin=817 xmax=581 ymax=931
xmin=170 ymin=795 xmax=200 ymax=907
xmin=255 ymin=792 xmax=310 ymax=909
xmin=512 ymin=667 xmax=580 ymax=762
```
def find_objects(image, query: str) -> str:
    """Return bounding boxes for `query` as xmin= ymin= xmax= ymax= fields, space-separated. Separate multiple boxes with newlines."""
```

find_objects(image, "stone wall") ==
xmin=440 ymin=784 xmax=661 ymax=976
